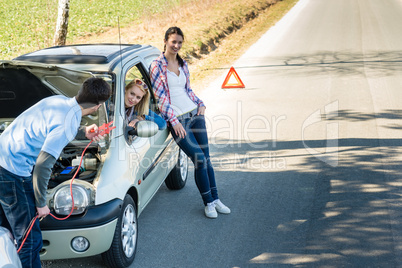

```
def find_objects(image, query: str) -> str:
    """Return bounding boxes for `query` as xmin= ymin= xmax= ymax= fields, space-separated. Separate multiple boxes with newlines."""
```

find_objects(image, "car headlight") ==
xmin=53 ymin=185 xmax=89 ymax=215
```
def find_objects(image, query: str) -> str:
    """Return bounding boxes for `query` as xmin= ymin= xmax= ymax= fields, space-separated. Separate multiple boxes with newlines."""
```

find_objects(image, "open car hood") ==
xmin=0 ymin=60 xmax=93 ymax=119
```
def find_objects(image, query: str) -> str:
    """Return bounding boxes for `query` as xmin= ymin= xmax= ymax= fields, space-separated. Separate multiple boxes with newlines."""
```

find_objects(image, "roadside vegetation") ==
xmin=0 ymin=0 xmax=298 ymax=89
xmin=0 ymin=0 xmax=193 ymax=59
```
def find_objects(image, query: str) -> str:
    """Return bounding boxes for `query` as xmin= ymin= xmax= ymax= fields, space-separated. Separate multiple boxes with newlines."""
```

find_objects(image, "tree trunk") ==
xmin=54 ymin=0 xmax=70 ymax=46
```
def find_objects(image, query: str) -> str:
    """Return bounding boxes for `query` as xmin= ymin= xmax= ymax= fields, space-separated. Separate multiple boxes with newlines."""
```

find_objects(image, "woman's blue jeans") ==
xmin=170 ymin=115 xmax=219 ymax=205
xmin=0 ymin=166 xmax=43 ymax=268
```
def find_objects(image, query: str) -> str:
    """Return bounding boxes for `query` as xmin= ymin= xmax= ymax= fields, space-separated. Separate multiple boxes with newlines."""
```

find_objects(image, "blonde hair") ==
xmin=125 ymin=79 xmax=150 ymax=116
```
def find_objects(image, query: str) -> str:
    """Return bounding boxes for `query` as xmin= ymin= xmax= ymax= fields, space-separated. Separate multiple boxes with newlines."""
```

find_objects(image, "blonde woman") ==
xmin=125 ymin=78 xmax=166 ymax=130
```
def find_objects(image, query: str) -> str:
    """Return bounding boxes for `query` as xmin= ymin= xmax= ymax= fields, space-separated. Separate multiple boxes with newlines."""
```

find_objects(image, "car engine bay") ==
xmin=48 ymin=141 xmax=101 ymax=189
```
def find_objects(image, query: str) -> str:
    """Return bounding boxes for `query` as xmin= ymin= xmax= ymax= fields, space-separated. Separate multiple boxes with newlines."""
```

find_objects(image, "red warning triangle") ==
xmin=221 ymin=67 xmax=245 ymax=89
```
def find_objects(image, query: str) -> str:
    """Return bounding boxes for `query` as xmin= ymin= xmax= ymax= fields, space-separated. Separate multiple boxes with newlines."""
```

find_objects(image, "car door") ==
xmin=122 ymin=61 xmax=173 ymax=211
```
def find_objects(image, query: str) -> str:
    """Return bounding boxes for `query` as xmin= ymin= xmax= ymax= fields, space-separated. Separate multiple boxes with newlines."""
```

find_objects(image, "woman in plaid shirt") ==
xmin=150 ymin=27 xmax=230 ymax=219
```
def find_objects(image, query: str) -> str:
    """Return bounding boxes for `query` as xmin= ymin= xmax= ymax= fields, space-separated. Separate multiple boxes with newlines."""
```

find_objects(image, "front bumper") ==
xmin=40 ymin=198 xmax=122 ymax=260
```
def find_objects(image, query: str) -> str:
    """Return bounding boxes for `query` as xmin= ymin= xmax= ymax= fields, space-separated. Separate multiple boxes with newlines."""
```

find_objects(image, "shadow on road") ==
xmin=206 ymin=133 xmax=402 ymax=267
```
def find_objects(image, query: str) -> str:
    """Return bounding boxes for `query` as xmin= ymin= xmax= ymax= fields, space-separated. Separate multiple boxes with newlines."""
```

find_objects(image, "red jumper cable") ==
xmin=17 ymin=122 xmax=115 ymax=253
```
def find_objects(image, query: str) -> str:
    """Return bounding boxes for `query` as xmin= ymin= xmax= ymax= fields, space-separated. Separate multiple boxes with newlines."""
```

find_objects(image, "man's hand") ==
xmin=37 ymin=205 xmax=50 ymax=219
xmin=85 ymin=124 xmax=106 ymax=142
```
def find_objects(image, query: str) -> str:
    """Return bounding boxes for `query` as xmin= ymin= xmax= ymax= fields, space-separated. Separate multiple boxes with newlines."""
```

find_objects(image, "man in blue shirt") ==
xmin=0 ymin=77 xmax=111 ymax=267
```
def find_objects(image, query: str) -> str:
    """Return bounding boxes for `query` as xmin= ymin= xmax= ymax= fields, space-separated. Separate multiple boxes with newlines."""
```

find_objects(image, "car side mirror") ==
xmin=126 ymin=120 xmax=159 ymax=138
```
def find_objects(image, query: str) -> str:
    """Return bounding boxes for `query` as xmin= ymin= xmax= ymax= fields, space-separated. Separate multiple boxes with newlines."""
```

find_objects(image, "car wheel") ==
xmin=102 ymin=194 xmax=137 ymax=268
xmin=165 ymin=149 xmax=188 ymax=190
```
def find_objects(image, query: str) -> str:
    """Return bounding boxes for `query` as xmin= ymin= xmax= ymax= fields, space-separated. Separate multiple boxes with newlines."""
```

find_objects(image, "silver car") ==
xmin=0 ymin=44 xmax=189 ymax=267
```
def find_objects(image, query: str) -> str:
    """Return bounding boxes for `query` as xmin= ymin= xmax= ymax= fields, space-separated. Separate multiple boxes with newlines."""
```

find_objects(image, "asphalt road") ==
xmin=44 ymin=0 xmax=402 ymax=267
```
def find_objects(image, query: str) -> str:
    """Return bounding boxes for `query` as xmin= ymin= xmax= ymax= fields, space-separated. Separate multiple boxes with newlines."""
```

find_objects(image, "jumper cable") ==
xmin=17 ymin=122 xmax=115 ymax=253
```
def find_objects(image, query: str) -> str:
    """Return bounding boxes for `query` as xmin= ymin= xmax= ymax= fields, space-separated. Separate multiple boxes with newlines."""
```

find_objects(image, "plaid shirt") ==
xmin=150 ymin=53 xmax=204 ymax=126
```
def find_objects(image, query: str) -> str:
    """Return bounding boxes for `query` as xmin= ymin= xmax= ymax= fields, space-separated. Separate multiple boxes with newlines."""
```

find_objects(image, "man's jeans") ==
xmin=0 ymin=166 xmax=42 ymax=268
xmin=170 ymin=115 xmax=219 ymax=205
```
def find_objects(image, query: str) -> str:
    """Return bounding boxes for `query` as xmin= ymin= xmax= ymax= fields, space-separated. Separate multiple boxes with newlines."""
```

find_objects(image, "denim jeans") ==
xmin=0 ymin=166 xmax=42 ymax=268
xmin=170 ymin=115 xmax=219 ymax=205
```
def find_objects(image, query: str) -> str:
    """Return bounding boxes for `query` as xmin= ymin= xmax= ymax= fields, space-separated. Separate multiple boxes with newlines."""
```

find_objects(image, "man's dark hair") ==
xmin=76 ymin=77 xmax=111 ymax=107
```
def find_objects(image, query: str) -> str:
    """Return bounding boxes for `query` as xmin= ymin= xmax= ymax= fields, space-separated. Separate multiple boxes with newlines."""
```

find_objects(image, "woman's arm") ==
xmin=145 ymin=110 xmax=167 ymax=130
xmin=149 ymin=58 xmax=180 ymax=126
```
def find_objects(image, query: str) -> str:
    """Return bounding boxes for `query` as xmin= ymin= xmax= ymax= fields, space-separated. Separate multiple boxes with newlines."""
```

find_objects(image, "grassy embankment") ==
xmin=0 ymin=0 xmax=298 ymax=89
xmin=0 ymin=0 xmax=194 ymax=59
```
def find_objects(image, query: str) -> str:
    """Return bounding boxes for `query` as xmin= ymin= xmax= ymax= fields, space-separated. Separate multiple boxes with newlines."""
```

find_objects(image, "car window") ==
xmin=123 ymin=63 xmax=160 ymax=144
xmin=125 ymin=66 xmax=143 ymax=86
xmin=79 ymin=73 xmax=115 ymax=148
xmin=124 ymin=64 xmax=156 ymax=112
xmin=95 ymin=73 xmax=115 ymax=123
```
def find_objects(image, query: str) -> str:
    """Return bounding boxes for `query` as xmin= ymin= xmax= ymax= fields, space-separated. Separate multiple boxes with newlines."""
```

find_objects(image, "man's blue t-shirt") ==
xmin=0 ymin=95 xmax=82 ymax=177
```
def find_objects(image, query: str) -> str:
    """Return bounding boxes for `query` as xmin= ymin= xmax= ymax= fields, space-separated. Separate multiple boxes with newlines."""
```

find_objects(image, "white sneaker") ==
xmin=205 ymin=202 xmax=218 ymax=218
xmin=213 ymin=199 xmax=231 ymax=214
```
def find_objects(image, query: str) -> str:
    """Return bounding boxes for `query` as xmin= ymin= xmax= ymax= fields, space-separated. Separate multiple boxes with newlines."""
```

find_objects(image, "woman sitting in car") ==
xmin=124 ymin=78 xmax=166 ymax=130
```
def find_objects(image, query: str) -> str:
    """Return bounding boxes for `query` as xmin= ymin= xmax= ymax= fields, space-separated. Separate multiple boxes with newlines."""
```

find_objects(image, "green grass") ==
xmin=0 ymin=0 xmax=191 ymax=60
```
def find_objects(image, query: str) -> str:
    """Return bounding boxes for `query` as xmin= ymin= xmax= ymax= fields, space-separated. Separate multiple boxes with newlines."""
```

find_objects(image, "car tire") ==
xmin=102 ymin=194 xmax=137 ymax=268
xmin=165 ymin=149 xmax=188 ymax=190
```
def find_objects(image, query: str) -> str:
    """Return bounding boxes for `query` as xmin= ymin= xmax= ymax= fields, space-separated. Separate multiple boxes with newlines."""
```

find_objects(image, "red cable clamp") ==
xmin=91 ymin=121 xmax=116 ymax=135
